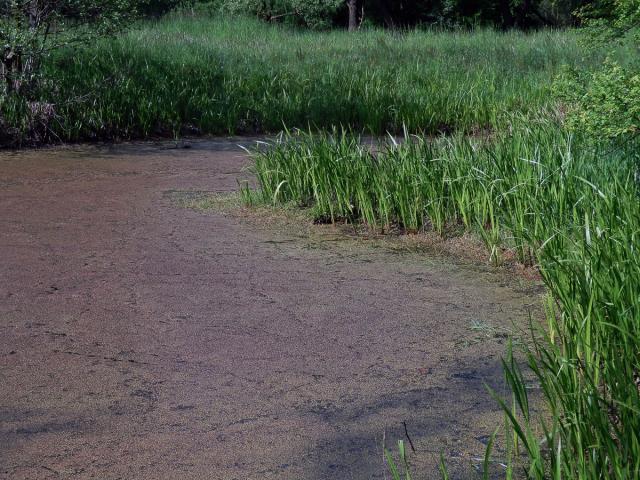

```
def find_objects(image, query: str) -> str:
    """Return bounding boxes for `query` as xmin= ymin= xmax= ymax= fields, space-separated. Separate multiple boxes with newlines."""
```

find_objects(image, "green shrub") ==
xmin=219 ymin=0 xmax=343 ymax=28
xmin=556 ymin=60 xmax=640 ymax=138
xmin=557 ymin=0 xmax=640 ymax=141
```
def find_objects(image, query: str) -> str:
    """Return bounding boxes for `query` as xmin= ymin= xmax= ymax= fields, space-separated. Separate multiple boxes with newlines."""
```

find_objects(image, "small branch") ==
xmin=403 ymin=421 xmax=416 ymax=452
xmin=269 ymin=11 xmax=296 ymax=22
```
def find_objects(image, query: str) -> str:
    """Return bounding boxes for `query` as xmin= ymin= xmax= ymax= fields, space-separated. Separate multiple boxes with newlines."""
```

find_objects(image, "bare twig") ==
xmin=403 ymin=421 xmax=416 ymax=453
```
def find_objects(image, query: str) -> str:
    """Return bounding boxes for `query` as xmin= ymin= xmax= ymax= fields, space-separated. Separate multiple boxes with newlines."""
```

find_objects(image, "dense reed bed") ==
xmin=0 ymin=14 xmax=615 ymax=145
xmin=246 ymin=126 xmax=640 ymax=478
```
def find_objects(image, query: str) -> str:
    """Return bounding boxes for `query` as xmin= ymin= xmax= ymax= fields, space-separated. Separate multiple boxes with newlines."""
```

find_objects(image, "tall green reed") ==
xmin=3 ymin=15 xmax=610 ymax=145
xmin=248 ymin=124 xmax=640 ymax=478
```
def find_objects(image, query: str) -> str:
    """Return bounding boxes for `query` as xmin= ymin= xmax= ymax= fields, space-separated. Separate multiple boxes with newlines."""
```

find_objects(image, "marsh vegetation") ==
xmin=2 ymin=1 xmax=639 ymax=479
xmin=0 ymin=13 xmax=628 ymax=146
xmin=246 ymin=123 xmax=640 ymax=478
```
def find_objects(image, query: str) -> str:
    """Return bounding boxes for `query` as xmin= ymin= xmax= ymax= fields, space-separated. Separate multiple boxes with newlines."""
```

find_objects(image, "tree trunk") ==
xmin=2 ymin=48 xmax=23 ymax=94
xmin=347 ymin=0 xmax=357 ymax=31
xmin=28 ymin=0 xmax=38 ymax=29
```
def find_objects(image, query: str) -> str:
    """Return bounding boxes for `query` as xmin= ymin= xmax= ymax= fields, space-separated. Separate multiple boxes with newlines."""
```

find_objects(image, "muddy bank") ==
xmin=0 ymin=139 xmax=540 ymax=479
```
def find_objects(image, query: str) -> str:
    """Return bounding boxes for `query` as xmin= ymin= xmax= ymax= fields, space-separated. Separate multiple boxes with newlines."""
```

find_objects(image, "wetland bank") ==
xmin=1 ymin=140 xmax=540 ymax=479
xmin=2 ymin=1 xmax=639 ymax=479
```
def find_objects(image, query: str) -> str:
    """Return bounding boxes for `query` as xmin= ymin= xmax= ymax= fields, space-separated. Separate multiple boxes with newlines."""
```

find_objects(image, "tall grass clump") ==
xmin=2 ymin=13 xmax=617 ymax=145
xmin=247 ymin=125 xmax=640 ymax=477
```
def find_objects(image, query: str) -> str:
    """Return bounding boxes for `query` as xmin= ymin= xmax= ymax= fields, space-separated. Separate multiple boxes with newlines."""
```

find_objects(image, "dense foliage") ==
xmin=578 ymin=0 xmax=640 ymax=42
xmin=557 ymin=0 xmax=640 ymax=139
xmin=0 ymin=0 xmax=136 ymax=95
xmin=248 ymin=121 xmax=640 ymax=479
xmin=184 ymin=0 xmax=593 ymax=29
xmin=217 ymin=0 xmax=344 ymax=29
xmin=0 ymin=15 xmax=613 ymax=146
xmin=556 ymin=60 xmax=640 ymax=138
xmin=0 ymin=0 xmax=141 ymax=143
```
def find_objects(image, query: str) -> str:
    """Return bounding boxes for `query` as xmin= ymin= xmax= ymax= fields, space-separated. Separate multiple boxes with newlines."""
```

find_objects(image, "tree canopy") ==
xmin=189 ymin=0 xmax=596 ymax=29
xmin=1 ymin=0 xmax=137 ymax=94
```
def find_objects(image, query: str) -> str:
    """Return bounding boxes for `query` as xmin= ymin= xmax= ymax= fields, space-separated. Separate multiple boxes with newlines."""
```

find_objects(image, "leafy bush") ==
xmin=578 ymin=0 xmax=640 ymax=44
xmin=556 ymin=60 xmax=640 ymax=138
xmin=219 ymin=0 xmax=343 ymax=29
xmin=1 ymin=0 xmax=138 ymax=96
xmin=556 ymin=0 xmax=640 ymax=140
xmin=209 ymin=0 xmax=587 ymax=29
